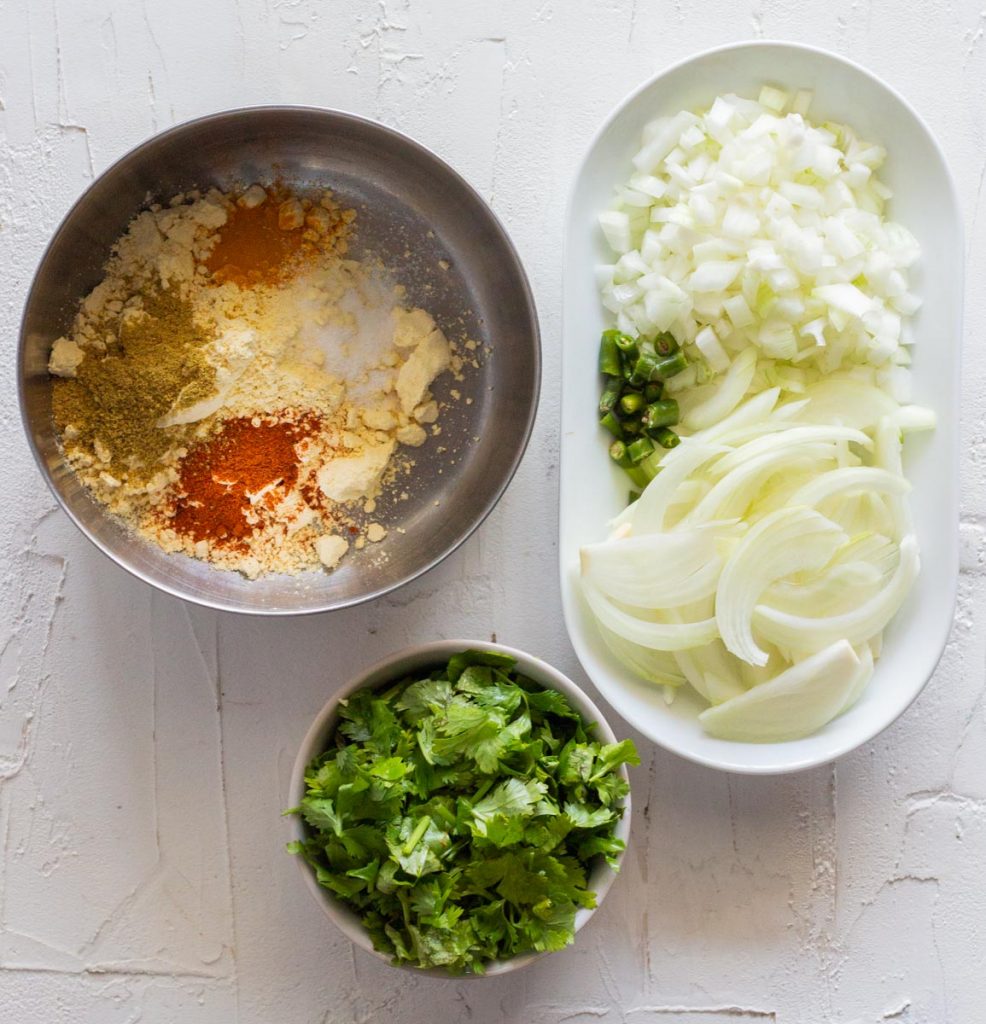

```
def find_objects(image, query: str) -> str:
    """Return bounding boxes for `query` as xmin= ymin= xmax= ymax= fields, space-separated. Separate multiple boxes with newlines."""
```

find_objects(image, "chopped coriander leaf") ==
xmin=288 ymin=650 xmax=638 ymax=974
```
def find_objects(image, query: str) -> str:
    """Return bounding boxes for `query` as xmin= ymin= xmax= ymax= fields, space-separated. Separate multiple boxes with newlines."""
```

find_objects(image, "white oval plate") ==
xmin=559 ymin=42 xmax=961 ymax=774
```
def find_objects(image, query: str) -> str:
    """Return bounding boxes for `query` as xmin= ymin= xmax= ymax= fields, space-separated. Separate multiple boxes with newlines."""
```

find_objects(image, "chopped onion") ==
xmin=599 ymin=90 xmax=921 ymax=405
xmin=695 ymin=325 xmax=730 ymax=373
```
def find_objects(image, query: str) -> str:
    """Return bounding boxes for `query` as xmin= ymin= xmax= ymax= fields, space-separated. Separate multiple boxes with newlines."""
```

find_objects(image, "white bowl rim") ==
xmin=287 ymin=638 xmax=632 ymax=977
xmin=559 ymin=39 xmax=962 ymax=775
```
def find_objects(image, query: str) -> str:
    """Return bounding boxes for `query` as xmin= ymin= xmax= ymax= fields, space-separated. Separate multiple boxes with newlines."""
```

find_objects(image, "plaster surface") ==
xmin=1 ymin=2 xmax=984 ymax=1022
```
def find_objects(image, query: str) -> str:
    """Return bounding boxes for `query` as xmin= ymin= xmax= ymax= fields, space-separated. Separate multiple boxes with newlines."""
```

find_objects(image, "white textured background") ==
xmin=1 ymin=2 xmax=984 ymax=1022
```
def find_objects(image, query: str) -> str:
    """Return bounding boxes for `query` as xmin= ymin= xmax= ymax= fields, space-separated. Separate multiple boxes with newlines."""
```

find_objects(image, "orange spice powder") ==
xmin=206 ymin=188 xmax=310 ymax=287
xmin=205 ymin=185 xmax=355 ymax=288
xmin=165 ymin=414 xmax=321 ymax=549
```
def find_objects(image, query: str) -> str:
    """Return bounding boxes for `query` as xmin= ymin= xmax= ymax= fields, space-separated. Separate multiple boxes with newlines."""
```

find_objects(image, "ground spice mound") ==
xmin=52 ymin=288 xmax=215 ymax=483
xmin=165 ymin=413 xmax=321 ymax=549
xmin=205 ymin=186 xmax=351 ymax=288
xmin=49 ymin=182 xmax=466 ymax=578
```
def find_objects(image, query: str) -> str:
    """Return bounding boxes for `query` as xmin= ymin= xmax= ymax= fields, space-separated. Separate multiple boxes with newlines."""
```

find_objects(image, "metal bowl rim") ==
xmin=18 ymin=104 xmax=541 ymax=616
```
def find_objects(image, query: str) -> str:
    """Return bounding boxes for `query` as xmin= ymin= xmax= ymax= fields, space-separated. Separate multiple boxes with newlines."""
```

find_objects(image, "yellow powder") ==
xmin=50 ymin=184 xmax=465 ymax=578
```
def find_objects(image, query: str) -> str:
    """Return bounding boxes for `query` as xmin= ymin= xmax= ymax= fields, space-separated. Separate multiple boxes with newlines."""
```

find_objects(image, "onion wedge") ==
xmin=632 ymin=443 xmax=725 ymax=534
xmin=597 ymin=625 xmax=687 ymax=687
xmin=674 ymin=640 xmax=747 ymax=705
xmin=788 ymin=466 xmax=910 ymax=507
xmin=794 ymin=379 xmax=899 ymax=431
xmin=698 ymin=640 xmax=861 ymax=742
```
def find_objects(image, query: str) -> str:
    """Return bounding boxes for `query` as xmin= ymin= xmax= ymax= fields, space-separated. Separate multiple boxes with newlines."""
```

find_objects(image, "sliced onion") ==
xmin=788 ymin=466 xmax=910 ymax=507
xmin=892 ymin=405 xmax=937 ymax=433
xmin=715 ymin=507 xmax=847 ymax=666
xmin=583 ymin=584 xmax=718 ymax=651
xmin=838 ymin=643 xmax=875 ymax=715
xmin=793 ymin=379 xmax=899 ymax=431
xmin=874 ymin=416 xmax=914 ymax=537
xmin=711 ymin=424 xmax=871 ymax=477
xmin=764 ymin=533 xmax=898 ymax=616
xmin=598 ymin=625 xmax=687 ymax=687
xmin=697 ymin=640 xmax=861 ymax=742
xmin=763 ymin=562 xmax=884 ymax=617
xmin=674 ymin=641 xmax=746 ymax=705
xmin=687 ymin=387 xmax=781 ymax=443
xmin=680 ymin=442 xmax=838 ymax=526
xmin=754 ymin=534 xmax=919 ymax=652
xmin=580 ymin=522 xmax=735 ymax=608
xmin=682 ymin=346 xmax=758 ymax=430
xmin=632 ymin=443 xmax=725 ymax=534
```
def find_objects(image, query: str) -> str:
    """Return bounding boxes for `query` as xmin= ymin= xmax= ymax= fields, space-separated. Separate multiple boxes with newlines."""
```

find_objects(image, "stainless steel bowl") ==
xmin=19 ymin=107 xmax=540 ymax=615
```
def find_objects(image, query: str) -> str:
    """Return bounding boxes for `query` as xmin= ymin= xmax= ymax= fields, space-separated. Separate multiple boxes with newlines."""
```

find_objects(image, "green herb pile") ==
xmin=287 ymin=650 xmax=639 ymax=974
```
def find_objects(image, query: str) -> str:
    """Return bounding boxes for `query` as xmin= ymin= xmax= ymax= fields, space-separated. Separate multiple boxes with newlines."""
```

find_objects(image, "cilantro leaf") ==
xmin=386 ymin=816 xmax=450 ymax=878
xmin=446 ymin=649 xmax=518 ymax=682
xmin=369 ymin=756 xmax=411 ymax=781
xmin=521 ymin=897 xmax=579 ymax=952
xmin=576 ymin=833 xmax=627 ymax=866
xmin=590 ymin=739 xmax=642 ymax=779
xmin=479 ymin=814 xmax=527 ymax=848
xmin=558 ymin=740 xmax=595 ymax=785
xmin=432 ymin=698 xmax=510 ymax=773
xmin=472 ymin=778 xmax=545 ymax=825
xmin=300 ymin=797 xmax=343 ymax=835
xmin=394 ymin=678 xmax=454 ymax=717
xmin=524 ymin=685 xmax=581 ymax=720
xmin=563 ymin=801 xmax=617 ymax=829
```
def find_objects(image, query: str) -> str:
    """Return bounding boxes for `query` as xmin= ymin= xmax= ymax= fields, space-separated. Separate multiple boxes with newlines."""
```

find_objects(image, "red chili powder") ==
xmin=167 ymin=414 xmax=320 ymax=548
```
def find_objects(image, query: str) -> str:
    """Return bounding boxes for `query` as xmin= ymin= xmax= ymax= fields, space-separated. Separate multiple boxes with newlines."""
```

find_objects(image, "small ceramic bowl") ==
xmin=288 ymin=639 xmax=632 ymax=977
